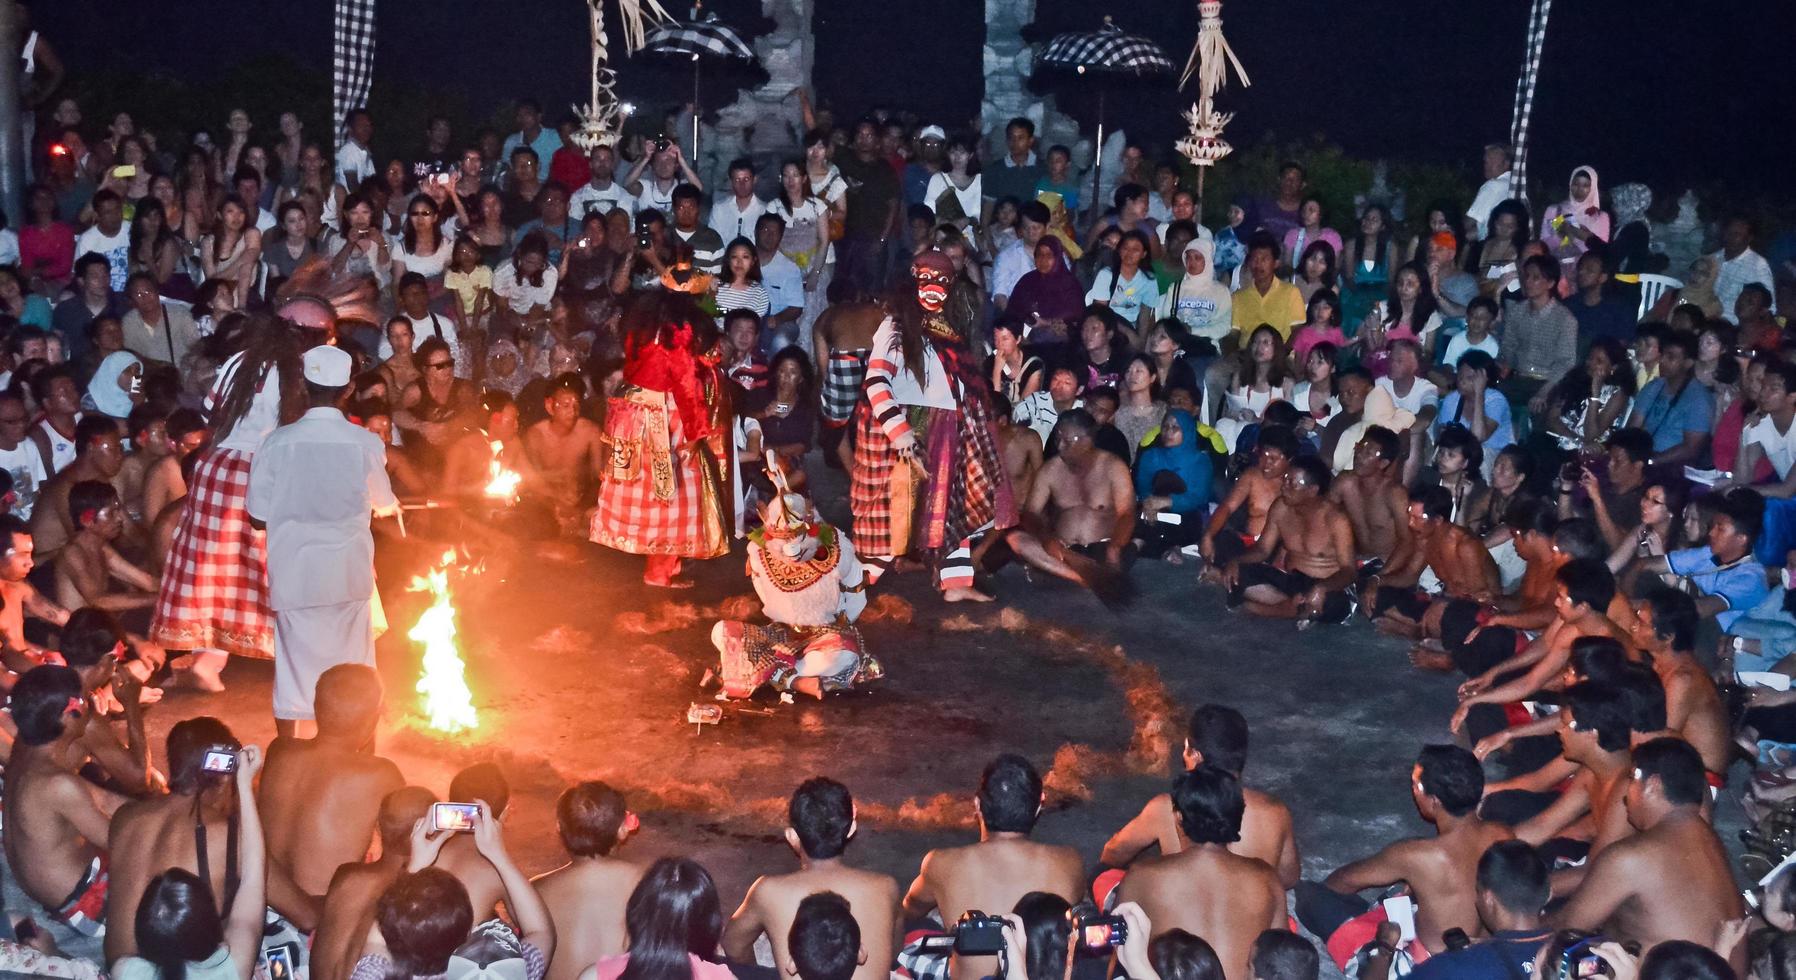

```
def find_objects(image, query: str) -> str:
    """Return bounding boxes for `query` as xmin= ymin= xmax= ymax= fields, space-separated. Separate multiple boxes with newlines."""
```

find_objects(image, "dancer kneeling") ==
xmin=708 ymin=463 xmax=880 ymax=700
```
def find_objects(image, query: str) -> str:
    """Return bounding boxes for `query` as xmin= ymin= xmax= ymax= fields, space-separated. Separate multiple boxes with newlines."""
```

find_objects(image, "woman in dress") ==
xmin=393 ymin=194 xmax=452 ymax=287
xmin=924 ymin=136 xmax=983 ymax=251
xmin=769 ymin=158 xmax=833 ymax=335
xmin=1539 ymin=337 xmax=1635 ymax=475
xmin=19 ymin=183 xmax=75 ymax=293
xmin=743 ymin=346 xmax=819 ymax=496
xmin=1361 ymin=262 xmax=1444 ymax=374
xmin=464 ymin=188 xmax=513 ymax=269
xmin=1143 ymin=319 xmax=1200 ymax=397
xmin=377 ymin=316 xmax=422 ymax=396
xmin=1338 ymin=204 xmax=1399 ymax=329
xmin=1291 ymin=341 xmax=1341 ymax=444
xmin=1466 ymin=199 xmax=1531 ymax=298
xmin=1540 ymin=165 xmax=1610 ymax=278
xmin=985 ymin=318 xmax=1042 ymax=403
xmin=198 ymin=195 xmax=262 ymax=308
xmin=325 ymin=191 xmax=392 ymax=292
xmin=1209 ymin=324 xmax=1294 ymax=454
xmin=1281 ymin=198 xmax=1342 ymax=277
xmin=261 ymin=201 xmax=316 ymax=285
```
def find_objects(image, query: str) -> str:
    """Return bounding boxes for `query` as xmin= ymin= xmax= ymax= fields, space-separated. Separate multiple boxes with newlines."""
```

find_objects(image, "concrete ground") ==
xmin=137 ymin=463 xmax=1750 ymax=977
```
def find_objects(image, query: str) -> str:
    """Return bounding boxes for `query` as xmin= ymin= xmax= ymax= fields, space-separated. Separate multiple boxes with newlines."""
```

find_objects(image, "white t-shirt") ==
xmin=1086 ymin=268 xmax=1159 ymax=327
xmin=74 ymin=223 xmax=133 ymax=291
xmin=1746 ymin=414 xmax=1796 ymax=479
xmin=0 ymin=229 xmax=19 ymax=265
xmin=492 ymin=261 xmax=559 ymax=313
xmin=1376 ymin=376 xmax=1441 ymax=417
xmin=1441 ymin=331 xmax=1502 ymax=368
xmin=635 ymin=177 xmax=679 ymax=216
xmin=569 ymin=181 xmax=636 ymax=221
xmin=708 ymin=194 xmax=767 ymax=243
xmin=0 ymin=440 xmax=47 ymax=519
xmin=336 ymin=140 xmax=374 ymax=189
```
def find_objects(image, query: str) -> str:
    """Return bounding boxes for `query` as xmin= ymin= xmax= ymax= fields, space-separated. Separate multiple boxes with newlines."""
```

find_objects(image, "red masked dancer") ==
xmin=850 ymin=250 xmax=1015 ymax=601
xmin=592 ymin=292 xmax=733 ymax=587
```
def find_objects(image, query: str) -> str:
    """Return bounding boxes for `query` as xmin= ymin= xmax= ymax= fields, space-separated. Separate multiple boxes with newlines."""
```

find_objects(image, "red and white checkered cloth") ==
xmin=590 ymin=388 xmax=729 ymax=559
xmin=149 ymin=448 xmax=275 ymax=659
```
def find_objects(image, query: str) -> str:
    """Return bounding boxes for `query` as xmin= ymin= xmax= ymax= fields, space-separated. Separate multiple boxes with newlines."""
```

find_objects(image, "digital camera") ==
xmin=951 ymin=911 xmax=1007 ymax=956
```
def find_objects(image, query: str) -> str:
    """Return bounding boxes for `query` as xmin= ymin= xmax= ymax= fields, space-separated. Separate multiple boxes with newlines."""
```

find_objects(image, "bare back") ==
xmin=1569 ymin=814 xmax=1742 ymax=955
xmin=258 ymin=736 xmax=404 ymax=897
xmin=106 ymin=794 xmax=234 ymax=964
xmin=742 ymin=864 xmax=899 ymax=980
xmin=2 ymin=746 xmax=112 ymax=911
xmin=1116 ymin=846 xmax=1285 ymax=980
xmin=313 ymin=861 xmax=402 ymax=980
xmin=437 ymin=836 xmax=505 ymax=922
xmin=1143 ymin=789 xmax=1299 ymax=887
xmin=534 ymin=857 xmax=645 ymax=980
xmin=914 ymin=839 xmax=1083 ymax=980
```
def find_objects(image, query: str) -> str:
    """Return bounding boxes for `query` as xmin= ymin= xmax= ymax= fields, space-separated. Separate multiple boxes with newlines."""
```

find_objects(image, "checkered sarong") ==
xmin=332 ymin=0 xmax=377 ymax=149
xmin=149 ymin=448 xmax=274 ymax=659
xmin=1507 ymin=0 xmax=1553 ymax=203
xmin=821 ymin=348 xmax=869 ymax=425
xmin=591 ymin=387 xmax=729 ymax=558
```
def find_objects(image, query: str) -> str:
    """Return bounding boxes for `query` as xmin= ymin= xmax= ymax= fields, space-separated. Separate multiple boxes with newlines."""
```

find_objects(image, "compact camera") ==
xmin=950 ymin=911 xmax=1007 ymax=956
xmin=202 ymin=747 xmax=237 ymax=774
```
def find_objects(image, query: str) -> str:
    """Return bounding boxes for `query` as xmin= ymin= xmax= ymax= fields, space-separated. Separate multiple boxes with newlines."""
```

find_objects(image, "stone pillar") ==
xmin=981 ymin=0 xmax=1086 ymax=177
xmin=706 ymin=0 xmax=813 ymax=190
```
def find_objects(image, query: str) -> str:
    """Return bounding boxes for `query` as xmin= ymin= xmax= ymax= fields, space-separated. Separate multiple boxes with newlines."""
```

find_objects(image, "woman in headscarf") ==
xmin=1651 ymin=254 xmax=1724 ymax=322
xmin=83 ymin=350 xmax=145 ymax=421
xmin=482 ymin=337 xmax=532 ymax=397
xmin=1540 ymin=165 xmax=1610 ymax=277
xmin=1134 ymin=408 xmax=1213 ymax=562
xmin=1607 ymin=182 xmax=1657 ymax=275
xmin=1002 ymin=235 xmax=1084 ymax=348
xmin=1154 ymin=238 xmax=1232 ymax=357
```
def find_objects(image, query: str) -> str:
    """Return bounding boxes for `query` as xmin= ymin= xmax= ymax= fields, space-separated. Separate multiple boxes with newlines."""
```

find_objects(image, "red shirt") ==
xmin=20 ymin=222 xmax=75 ymax=283
xmin=549 ymin=147 xmax=589 ymax=196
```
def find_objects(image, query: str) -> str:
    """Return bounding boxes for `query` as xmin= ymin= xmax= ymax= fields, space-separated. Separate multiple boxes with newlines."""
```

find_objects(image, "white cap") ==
xmin=918 ymin=125 xmax=947 ymax=142
xmin=303 ymin=345 xmax=353 ymax=387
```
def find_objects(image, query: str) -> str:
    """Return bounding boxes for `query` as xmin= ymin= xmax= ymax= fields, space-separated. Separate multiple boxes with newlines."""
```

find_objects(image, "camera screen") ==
xmin=1576 ymin=955 xmax=1604 ymax=978
xmin=202 ymin=750 xmax=236 ymax=773
xmin=1081 ymin=924 xmax=1112 ymax=947
xmin=433 ymin=802 xmax=480 ymax=832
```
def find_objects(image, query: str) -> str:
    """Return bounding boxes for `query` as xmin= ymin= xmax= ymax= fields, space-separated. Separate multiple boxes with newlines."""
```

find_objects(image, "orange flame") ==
xmin=483 ymin=441 xmax=522 ymax=502
xmin=408 ymin=549 xmax=479 ymax=733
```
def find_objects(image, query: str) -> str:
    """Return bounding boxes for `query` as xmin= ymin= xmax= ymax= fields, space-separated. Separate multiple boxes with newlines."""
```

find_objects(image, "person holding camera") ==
xmin=1403 ymin=841 xmax=1550 ymax=979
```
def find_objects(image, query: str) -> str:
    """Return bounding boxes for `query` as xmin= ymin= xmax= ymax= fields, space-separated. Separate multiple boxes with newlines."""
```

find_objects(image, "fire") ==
xmin=483 ymin=441 xmax=522 ymax=502
xmin=408 ymin=549 xmax=479 ymax=733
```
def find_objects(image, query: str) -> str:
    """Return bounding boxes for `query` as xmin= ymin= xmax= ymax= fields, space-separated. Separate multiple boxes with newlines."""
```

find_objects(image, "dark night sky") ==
xmin=33 ymin=0 xmax=1796 ymax=203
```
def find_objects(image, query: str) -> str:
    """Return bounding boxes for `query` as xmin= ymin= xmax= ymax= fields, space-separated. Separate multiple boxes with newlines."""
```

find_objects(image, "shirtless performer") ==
xmin=533 ymin=781 xmax=644 ymax=980
xmin=1328 ymin=426 xmax=1408 ymax=568
xmin=31 ymin=416 xmax=126 ymax=566
xmin=105 ymin=717 xmax=319 ymax=964
xmin=441 ymin=390 xmax=533 ymax=502
xmin=999 ymin=408 xmax=1134 ymax=599
xmin=114 ymin=406 xmax=182 ymax=548
xmin=726 ymin=778 xmax=899 ymax=980
xmin=0 ymin=515 xmax=73 ymax=670
xmin=311 ymin=785 xmax=437 ymax=980
xmin=1367 ymin=485 xmax=1500 ymax=638
xmin=812 ymin=299 xmax=882 ymax=470
xmin=1452 ymin=560 xmax=1630 ymax=738
xmin=54 ymin=482 xmax=158 ymax=618
xmin=1629 ymin=589 xmax=1730 ymax=780
xmin=1114 ymin=765 xmax=1286 ymax=980
xmin=522 ymin=376 xmax=603 ymax=533
xmin=902 ymin=754 xmax=1083 ymax=980
xmin=988 ymin=392 xmax=1042 ymax=507
xmin=258 ymin=664 xmax=405 ymax=899
xmin=57 ymin=609 xmax=153 ymax=793
xmin=1297 ymin=746 xmax=1513 ymax=970
xmin=434 ymin=762 xmax=511 ymax=921
xmin=2 ymin=666 xmax=128 ymax=951
xmin=1223 ymin=455 xmax=1358 ymax=626
xmin=1100 ymin=704 xmax=1299 ymax=888
xmin=1552 ymin=737 xmax=1744 ymax=973
xmin=1200 ymin=425 xmax=1297 ymax=575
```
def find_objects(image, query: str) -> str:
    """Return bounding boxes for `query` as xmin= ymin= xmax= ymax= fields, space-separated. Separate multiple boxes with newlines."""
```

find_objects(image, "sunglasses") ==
xmin=425 ymin=361 xmax=454 ymax=370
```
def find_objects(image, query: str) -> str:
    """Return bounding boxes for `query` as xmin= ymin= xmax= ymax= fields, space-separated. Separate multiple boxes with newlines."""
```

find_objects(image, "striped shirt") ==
xmin=714 ymin=282 xmax=771 ymax=317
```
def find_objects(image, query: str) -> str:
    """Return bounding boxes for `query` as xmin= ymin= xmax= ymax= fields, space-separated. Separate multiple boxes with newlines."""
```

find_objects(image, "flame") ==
xmin=483 ymin=441 xmax=522 ymax=502
xmin=408 ymin=549 xmax=479 ymax=733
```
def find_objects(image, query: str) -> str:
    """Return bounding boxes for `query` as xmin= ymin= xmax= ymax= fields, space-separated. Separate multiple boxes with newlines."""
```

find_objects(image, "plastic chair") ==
xmin=1633 ymin=273 xmax=1683 ymax=321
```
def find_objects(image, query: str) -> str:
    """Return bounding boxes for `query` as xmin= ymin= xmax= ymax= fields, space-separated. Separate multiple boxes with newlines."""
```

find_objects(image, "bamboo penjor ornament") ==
xmin=1176 ymin=1 xmax=1251 ymax=192
xmin=574 ymin=0 xmax=674 ymax=150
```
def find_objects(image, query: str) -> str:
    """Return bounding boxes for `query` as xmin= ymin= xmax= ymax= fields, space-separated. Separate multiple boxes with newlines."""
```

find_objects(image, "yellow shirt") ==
xmin=1230 ymin=279 xmax=1307 ymax=341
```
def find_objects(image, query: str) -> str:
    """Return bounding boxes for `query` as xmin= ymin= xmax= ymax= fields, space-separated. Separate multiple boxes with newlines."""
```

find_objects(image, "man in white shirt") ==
xmin=754 ymin=214 xmax=805 ymax=353
xmin=625 ymin=140 xmax=703 ymax=216
xmin=1014 ymin=367 xmax=1084 ymax=448
xmin=335 ymin=109 xmax=375 ymax=192
xmin=121 ymin=273 xmax=201 ymax=376
xmin=0 ymin=392 xmax=47 ymax=520
xmin=708 ymin=157 xmax=766 ymax=243
xmin=1726 ymin=362 xmax=1796 ymax=493
xmin=567 ymin=144 xmax=635 ymax=221
xmin=991 ymin=201 xmax=1051 ymax=310
xmin=247 ymin=345 xmax=398 ymax=736
xmin=1465 ymin=143 xmax=1513 ymax=241
xmin=232 ymin=167 xmax=278 ymax=233
xmin=73 ymin=190 xmax=132 ymax=292
xmin=1713 ymin=216 xmax=1777 ymax=324
xmin=1374 ymin=340 xmax=1439 ymax=485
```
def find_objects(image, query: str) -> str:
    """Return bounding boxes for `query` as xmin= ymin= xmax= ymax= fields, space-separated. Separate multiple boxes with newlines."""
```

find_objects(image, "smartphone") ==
xmin=202 ymin=747 xmax=237 ymax=773
xmin=1155 ymin=512 xmax=1183 ymax=525
xmin=430 ymin=802 xmax=481 ymax=832
xmin=1073 ymin=912 xmax=1127 ymax=950
xmin=1381 ymin=896 xmax=1417 ymax=945
xmin=112 ymin=165 xmax=137 ymax=179
xmin=262 ymin=943 xmax=296 ymax=980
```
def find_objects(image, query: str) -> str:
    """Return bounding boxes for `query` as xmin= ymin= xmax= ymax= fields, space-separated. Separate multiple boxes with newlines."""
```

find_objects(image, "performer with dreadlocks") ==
xmin=149 ymin=313 xmax=304 ymax=690
xmin=850 ymin=250 xmax=1015 ymax=601
xmin=591 ymin=291 xmax=732 ymax=587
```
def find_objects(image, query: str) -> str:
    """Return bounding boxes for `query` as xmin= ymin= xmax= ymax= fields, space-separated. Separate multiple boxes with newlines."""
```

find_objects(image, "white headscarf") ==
xmin=84 ymin=350 xmax=141 ymax=419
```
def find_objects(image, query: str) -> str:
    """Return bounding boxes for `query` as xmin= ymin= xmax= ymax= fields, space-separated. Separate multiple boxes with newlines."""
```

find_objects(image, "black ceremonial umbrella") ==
xmin=640 ymin=12 xmax=756 ymax=158
xmin=1037 ymin=17 xmax=1175 ymax=214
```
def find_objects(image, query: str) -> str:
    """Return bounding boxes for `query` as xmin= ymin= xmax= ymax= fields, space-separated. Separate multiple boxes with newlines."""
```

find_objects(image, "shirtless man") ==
xmin=1367 ymin=485 xmax=1500 ymax=638
xmin=533 ymin=781 xmax=645 ymax=980
xmin=2 ymin=666 xmax=128 ymax=950
xmin=442 ymin=390 xmax=534 ymax=502
xmin=1114 ymin=765 xmax=1287 ymax=980
xmin=902 ymin=754 xmax=1083 ymax=980
xmin=0 ymin=515 xmax=73 ymax=670
xmin=1223 ymin=455 xmax=1358 ymax=625
xmin=989 ymin=392 xmax=1042 ymax=506
xmin=1452 ymin=560 xmax=1630 ymax=737
xmin=1630 ymin=588 xmax=1729 ymax=780
xmin=30 ymin=416 xmax=126 ymax=566
xmin=726 ymin=778 xmax=900 ymax=980
xmin=435 ymin=762 xmax=511 ymax=921
xmin=54 ymin=481 xmax=158 ymax=617
xmin=52 ymin=609 xmax=156 ymax=794
xmin=311 ymin=785 xmax=438 ymax=980
xmin=1552 ymin=737 xmax=1744 ymax=973
xmin=1201 ymin=425 xmax=1298 ymax=576
xmin=1329 ymin=426 xmax=1408 ymax=567
xmin=259 ymin=664 xmax=405 ymax=899
xmin=812 ymin=300 xmax=883 ymax=469
xmin=105 ymin=717 xmax=318 ymax=964
xmin=1101 ymin=704 xmax=1299 ymax=888
xmin=1000 ymin=408 xmax=1134 ymax=597
xmin=523 ymin=376 xmax=603 ymax=532
xmin=1297 ymin=746 xmax=1513 ymax=969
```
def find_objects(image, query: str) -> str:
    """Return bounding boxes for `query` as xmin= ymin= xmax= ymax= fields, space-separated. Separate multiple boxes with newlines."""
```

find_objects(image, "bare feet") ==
xmin=942 ymin=586 xmax=994 ymax=603
xmin=175 ymin=667 xmax=227 ymax=693
xmin=1410 ymin=647 xmax=1456 ymax=672
xmin=645 ymin=575 xmax=696 ymax=589
xmin=793 ymin=677 xmax=824 ymax=699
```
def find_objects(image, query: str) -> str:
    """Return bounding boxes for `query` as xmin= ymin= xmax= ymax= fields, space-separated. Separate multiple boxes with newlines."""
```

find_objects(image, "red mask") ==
xmin=913 ymin=252 xmax=954 ymax=313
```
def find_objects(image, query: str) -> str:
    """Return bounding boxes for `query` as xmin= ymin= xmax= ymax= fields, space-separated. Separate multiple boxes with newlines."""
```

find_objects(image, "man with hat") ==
xmin=248 ymin=345 xmax=399 ymax=736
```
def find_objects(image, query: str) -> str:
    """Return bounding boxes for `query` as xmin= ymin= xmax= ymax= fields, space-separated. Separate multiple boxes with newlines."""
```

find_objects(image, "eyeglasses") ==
xmin=425 ymin=361 xmax=454 ymax=371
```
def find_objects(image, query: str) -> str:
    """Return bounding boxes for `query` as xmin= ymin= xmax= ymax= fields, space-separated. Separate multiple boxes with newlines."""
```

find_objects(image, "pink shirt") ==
xmin=592 ymin=954 xmax=736 ymax=980
xmin=1290 ymin=323 xmax=1349 ymax=366
xmin=20 ymin=222 xmax=75 ymax=283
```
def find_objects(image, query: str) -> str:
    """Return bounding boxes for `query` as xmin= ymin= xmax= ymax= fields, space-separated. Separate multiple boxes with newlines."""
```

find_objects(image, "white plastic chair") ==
xmin=1634 ymin=273 xmax=1683 ymax=321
